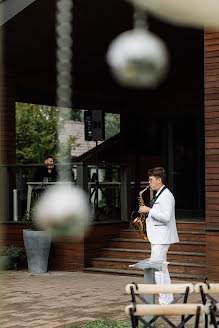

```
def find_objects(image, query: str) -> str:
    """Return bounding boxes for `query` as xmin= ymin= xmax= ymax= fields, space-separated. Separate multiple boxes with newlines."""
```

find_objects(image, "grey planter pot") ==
xmin=23 ymin=230 xmax=51 ymax=273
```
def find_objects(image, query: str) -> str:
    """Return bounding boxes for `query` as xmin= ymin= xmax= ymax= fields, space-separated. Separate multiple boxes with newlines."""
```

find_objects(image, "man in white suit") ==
xmin=139 ymin=167 xmax=179 ymax=305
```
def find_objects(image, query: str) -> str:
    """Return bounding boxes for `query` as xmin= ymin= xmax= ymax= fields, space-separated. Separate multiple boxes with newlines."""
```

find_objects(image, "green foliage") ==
xmin=105 ymin=113 xmax=120 ymax=140
xmin=71 ymin=109 xmax=84 ymax=121
xmin=16 ymin=104 xmax=120 ymax=165
xmin=16 ymin=103 xmax=59 ymax=164
xmin=16 ymin=103 xmax=84 ymax=164
xmin=67 ymin=320 xmax=132 ymax=328
xmin=84 ymin=320 xmax=131 ymax=328
xmin=22 ymin=209 xmax=39 ymax=231
xmin=58 ymin=135 xmax=80 ymax=162
xmin=68 ymin=320 xmax=166 ymax=328
xmin=0 ymin=245 xmax=24 ymax=270
xmin=0 ymin=245 xmax=23 ymax=257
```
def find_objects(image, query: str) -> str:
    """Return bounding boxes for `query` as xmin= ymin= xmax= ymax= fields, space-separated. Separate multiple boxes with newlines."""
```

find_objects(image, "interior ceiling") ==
xmin=2 ymin=0 xmax=204 ymax=115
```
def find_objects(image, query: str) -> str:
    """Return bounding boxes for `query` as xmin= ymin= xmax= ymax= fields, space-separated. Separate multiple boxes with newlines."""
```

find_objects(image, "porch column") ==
xmin=120 ymin=164 xmax=131 ymax=221
xmin=0 ymin=69 xmax=16 ymax=221
xmin=76 ymin=162 xmax=88 ymax=192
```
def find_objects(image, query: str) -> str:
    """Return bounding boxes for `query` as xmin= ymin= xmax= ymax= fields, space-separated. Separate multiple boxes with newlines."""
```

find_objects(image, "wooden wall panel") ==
xmin=84 ymin=222 xmax=128 ymax=267
xmin=0 ymin=222 xmax=128 ymax=272
xmin=205 ymin=31 xmax=219 ymax=226
xmin=0 ymin=223 xmax=85 ymax=271
xmin=0 ymin=222 xmax=26 ymax=247
xmin=0 ymin=70 xmax=16 ymax=222
xmin=0 ymin=70 xmax=16 ymax=165
xmin=50 ymin=239 xmax=85 ymax=271
xmin=204 ymin=31 xmax=219 ymax=282
xmin=206 ymin=230 xmax=219 ymax=281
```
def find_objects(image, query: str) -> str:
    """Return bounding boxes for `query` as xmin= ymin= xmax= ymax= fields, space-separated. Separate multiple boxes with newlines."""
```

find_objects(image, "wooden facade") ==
xmin=0 ymin=1 xmax=219 ymax=281
xmin=0 ymin=70 xmax=16 ymax=165
xmin=1 ymin=222 xmax=127 ymax=271
xmin=1 ymin=220 xmax=206 ymax=280
xmin=0 ymin=69 xmax=16 ymax=223
xmin=204 ymin=31 xmax=219 ymax=281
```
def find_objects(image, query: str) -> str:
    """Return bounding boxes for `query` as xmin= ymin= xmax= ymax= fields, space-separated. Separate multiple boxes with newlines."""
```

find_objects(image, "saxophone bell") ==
xmin=131 ymin=184 xmax=150 ymax=241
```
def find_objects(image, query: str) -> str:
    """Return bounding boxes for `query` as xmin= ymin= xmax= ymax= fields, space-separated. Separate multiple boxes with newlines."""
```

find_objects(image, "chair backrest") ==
xmin=126 ymin=283 xmax=194 ymax=295
xmin=125 ymin=303 xmax=205 ymax=316
xmin=194 ymin=283 xmax=219 ymax=294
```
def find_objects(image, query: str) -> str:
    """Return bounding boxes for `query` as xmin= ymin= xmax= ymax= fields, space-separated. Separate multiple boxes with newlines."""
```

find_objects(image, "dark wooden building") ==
xmin=0 ymin=0 xmax=219 ymax=281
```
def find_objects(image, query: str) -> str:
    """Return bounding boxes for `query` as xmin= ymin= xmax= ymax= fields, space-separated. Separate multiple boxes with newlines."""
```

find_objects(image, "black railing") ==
xmin=0 ymin=163 xmax=130 ymax=223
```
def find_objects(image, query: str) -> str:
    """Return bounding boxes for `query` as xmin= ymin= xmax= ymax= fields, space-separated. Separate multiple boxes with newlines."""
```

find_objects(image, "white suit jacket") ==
xmin=146 ymin=187 xmax=179 ymax=245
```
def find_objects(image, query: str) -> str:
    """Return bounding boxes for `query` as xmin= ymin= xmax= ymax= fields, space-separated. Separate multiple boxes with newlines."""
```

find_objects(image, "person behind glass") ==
xmin=36 ymin=155 xmax=57 ymax=182
xmin=138 ymin=167 xmax=179 ymax=305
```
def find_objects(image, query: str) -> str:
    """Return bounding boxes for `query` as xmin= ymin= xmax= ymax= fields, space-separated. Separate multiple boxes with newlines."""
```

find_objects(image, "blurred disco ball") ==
xmin=128 ymin=0 xmax=219 ymax=30
xmin=106 ymin=28 xmax=169 ymax=88
xmin=34 ymin=184 xmax=91 ymax=240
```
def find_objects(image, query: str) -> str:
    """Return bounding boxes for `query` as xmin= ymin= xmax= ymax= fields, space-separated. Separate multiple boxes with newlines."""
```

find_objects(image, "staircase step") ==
xmin=108 ymin=238 xmax=205 ymax=252
xmin=92 ymin=257 xmax=206 ymax=267
xmin=120 ymin=230 xmax=205 ymax=241
xmin=121 ymin=229 xmax=205 ymax=234
xmin=99 ymin=247 xmax=205 ymax=263
xmin=85 ymin=221 xmax=206 ymax=281
xmin=83 ymin=267 xmax=206 ymax=280
xmin=112 ymin=238 xmax=205 ymax=243
xmin=176 ymin=221 xmax=205 ymax=230
xmin=128 ymin=220 xmax=205 ymax=230
xmin=101 ymin=247 xmax=205 ymax=256
xmin=90 ymin=257 xmax=206 ymax=275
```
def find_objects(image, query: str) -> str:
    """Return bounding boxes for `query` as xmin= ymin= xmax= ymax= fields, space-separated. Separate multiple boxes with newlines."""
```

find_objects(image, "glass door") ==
xmin=165 ymin=116 xmax=204 ymax=217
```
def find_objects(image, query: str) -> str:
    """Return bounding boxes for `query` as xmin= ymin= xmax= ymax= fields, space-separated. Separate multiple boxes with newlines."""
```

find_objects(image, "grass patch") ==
xmin=68 ymin=319 xmax=167 ymax=328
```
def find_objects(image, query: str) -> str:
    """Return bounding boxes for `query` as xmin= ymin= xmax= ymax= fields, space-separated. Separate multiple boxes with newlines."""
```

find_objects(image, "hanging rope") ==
xmin=55 ymin=0 xmax=73 ymax=180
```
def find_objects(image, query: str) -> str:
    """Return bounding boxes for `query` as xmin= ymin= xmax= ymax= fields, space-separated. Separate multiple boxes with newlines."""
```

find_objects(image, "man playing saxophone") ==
xmin=138 ymin=167 xmax=179 ymax=305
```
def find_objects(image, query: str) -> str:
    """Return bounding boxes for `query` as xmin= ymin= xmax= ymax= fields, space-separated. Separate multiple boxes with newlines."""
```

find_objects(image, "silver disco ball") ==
xmin=106 ymin=28 xmax=169 ymax=88
xmin=34 ymin=184 xmax=91 ymax=240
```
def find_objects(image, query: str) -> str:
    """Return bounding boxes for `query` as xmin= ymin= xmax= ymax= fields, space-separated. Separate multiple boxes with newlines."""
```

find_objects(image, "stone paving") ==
xmin=0 ymin=271 xmax=218 ymax=328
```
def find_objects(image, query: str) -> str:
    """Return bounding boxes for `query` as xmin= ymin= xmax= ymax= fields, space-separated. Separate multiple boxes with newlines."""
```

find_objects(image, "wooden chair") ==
xmin=125 ymin=283 xmax=199 ymax=328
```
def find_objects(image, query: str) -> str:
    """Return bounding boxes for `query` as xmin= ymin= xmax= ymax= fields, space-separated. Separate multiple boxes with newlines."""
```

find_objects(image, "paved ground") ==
xmin=0 ymin=271 xmax=218 ymax=328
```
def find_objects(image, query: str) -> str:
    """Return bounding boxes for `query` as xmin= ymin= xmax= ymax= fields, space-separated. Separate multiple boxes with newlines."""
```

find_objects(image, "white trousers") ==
xmin=150 ymin=244 xmax=173 ymax=305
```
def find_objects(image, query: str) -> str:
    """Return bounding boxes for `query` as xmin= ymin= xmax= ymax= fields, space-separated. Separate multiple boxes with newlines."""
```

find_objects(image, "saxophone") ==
xmin=131 ymin=185 xmax=150 ymax=240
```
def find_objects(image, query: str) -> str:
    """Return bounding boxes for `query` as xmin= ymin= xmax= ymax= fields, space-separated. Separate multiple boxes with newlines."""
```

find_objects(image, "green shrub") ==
xmin=0 ymin=245 xmax=23 ymax=257
xmin=22 ymin=209 xmax=39 ymax=231
xmin=0 ymin=245 xmax=24 ymax=269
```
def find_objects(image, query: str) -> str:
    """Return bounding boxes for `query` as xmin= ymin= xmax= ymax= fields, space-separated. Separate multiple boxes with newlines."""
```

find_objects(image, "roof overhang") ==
xmin=1 ymin=0 xmax=204 ymax=115
xmin=0 ymin=0 xmax=37 ymax=26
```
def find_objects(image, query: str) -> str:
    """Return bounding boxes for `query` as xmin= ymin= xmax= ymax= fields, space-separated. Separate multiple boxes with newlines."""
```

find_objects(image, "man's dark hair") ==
xmin=148 ymin=167 xmax=166 ymax=183
xmin=44 ymin=155 xmax=54 ymax=161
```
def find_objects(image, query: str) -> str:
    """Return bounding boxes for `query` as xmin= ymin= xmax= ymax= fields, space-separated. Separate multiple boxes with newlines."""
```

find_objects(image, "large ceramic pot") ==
xmin=23 ymin=230 xmax=51 ymax=273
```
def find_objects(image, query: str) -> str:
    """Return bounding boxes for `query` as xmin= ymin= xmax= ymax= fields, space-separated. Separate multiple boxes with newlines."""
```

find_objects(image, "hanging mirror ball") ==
xmin=34 ymin=184 xmax=91 ymax=240
xmin=106 ymin=28 xmax=169 ymax=88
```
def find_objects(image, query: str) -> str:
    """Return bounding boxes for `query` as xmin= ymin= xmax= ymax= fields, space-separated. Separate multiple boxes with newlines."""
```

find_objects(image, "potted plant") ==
xmin=22 ymin=209 xmax=51 ymax=273
xmin=0 ymin=245 xmax=24 ymax=270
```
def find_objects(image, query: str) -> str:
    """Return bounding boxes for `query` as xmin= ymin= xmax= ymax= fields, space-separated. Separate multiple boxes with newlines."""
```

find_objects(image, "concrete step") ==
xmin=83 ymin=267 xmax=206 ymax=280
xmin=128 ymin=220 xmax=205 ymax=230
xmin=91 ymin=257 xmax=206 ymax=267
xmin=108 ymin=238 xmax=205 ymax=252
xmin=99 ymin=247 xmax=206 ymax=264
xmin=176 ymin=221 xmax=205 ymax=230
xmin=90 ymin=257 xmax=206 ymax=275
xmin=85 ymin=220 xmax=206 ymax=281
xmin=119 ymin=229 xmax=205 ymax=242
